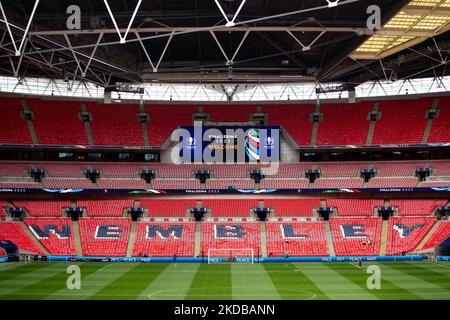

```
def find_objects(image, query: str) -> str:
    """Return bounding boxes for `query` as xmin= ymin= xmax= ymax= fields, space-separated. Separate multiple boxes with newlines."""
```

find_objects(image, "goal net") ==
xmin=207 ymin=248 xmax=254 ymax=264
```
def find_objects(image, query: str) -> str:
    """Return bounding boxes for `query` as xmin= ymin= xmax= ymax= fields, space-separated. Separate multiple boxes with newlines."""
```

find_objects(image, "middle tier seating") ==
xmin=200 ymin=222 xmax=261 ymax=254
xmin=132 ymin=222 xmax=195 ymax=257
xmin=266 ymin=221 xmax=328 ymax=256
xmin=326 ymin=199 xmax=384 ymax=216
xmin=139 ymin=199 xmax=195 ymax=217
xmin=12 ymin=200 xmax=71 ymax=217
xmin=25 ymin=217 xmax=76 ymax=255
xmin=389 ymin=199 xmax=448 ymax=216
xmin=202 ymin=199 xmax=258 ymax=216
xmin=386 ymin=216 xmax=436 ymax=255
xmin=329 ymin=217 xmax=382 ymax=256
xmin=78 ymin=218 xmax=131 ymax=256
xmin=77 ymin=200 xmax=134 ymax=217
xmin=263 ymin=198 xmax=320 ymax=216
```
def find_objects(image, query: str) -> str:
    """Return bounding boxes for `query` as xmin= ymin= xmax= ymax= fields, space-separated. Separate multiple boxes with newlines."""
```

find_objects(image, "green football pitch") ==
xmin=0 ymin=261 xmax=449 ymax=300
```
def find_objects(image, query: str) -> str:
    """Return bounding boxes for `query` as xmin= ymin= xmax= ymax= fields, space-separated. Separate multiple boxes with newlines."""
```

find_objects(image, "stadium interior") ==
xmin=0 ymin=0 xmax=449 ymax=302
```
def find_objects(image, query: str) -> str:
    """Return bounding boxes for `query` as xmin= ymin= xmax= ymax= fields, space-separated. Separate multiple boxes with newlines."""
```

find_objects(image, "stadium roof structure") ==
xmin=0 ymin=0 xmax=448 ymax=89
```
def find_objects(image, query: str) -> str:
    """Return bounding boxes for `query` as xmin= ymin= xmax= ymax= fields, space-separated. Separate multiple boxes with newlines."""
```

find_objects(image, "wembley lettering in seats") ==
xmin=95 ymin=225 xmax=122 ymax=239
xmin=280 ymin=224 xmax=309 ymax=238
xmin=214 ymin=225 xmax=246 ymax=239
xmin=340 ymin=224 xmax=368 ymax=239
xmin=393 ymin=223 xmax=426 ymax=238
xmin=29 ymin=224 xmax=71 ymax=239
xmin=146 ymin=225 xmax=183 ymax=239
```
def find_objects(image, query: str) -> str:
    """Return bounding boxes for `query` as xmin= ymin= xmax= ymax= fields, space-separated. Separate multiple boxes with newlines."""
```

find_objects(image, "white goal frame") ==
xmin=207 ymin=248 xmax=254 ymax=264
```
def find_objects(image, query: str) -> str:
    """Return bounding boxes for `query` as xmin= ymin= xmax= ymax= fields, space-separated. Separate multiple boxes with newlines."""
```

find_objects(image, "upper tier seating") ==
xmin=87 ymin=102 xmax=144 ymax=146
xmin=263 ymin=104 xmax=314 ymax=145
xmin=419 ymin=221 xmax=450 ymax=250
xmin=371 ymin=98 xmax=431 ymax=144
xmin=386 ymin=216 xmax=436 ymax=255
xmin=0 ymin=97 xmax=32 ymax=144
xmin=132 ymin=222 xmax=195 ymax=257
xmin=78 ymin=218 xmax=131 ymax=256
xmin=202 ymin=199 xmax=258 ymax=216
xmin=314 ymin=178 xmax=363 ymax=189
xmin=77 ymin=200 xmax=133 ymax=217
xmin=145 ymin=105 xmax=197 ymax=146
xmin=326 ymin=199 xmax=384 ymax=216
xmin=265 ymin=221 xmax=328 ymax=256
xmin=389 ymin=199 xmax=447 ymax=216
xmin=203 ymin=105 xmax=255 ymax=122
xmin=428 ymin=97 xmax=450 ymax=143
xmin=27 ymin=99 xmax=87 ymax=145
xmin=329 ymin=217 xmax=382 ymax=256
xmin=12 ymin=200 xmax=71 ymax=217
xmin=0 ymin=222 xmax=45 ymax=254
xmin=200 ymin=222 xmax=261 ymax=254
xmin=205 ymin=179 xmax=255 ymax=189
xmin=316 ymin=102 xmax=372 ymax=145
xmin=25 ymin=217 xmax=76 ymax=255
xmin=139 ymin=199 xmax=195 ymax=217
xmin=264 ymin=198 xmax=321 ymax=216
xmin=365 ymin=177 xmax=418 ymax=188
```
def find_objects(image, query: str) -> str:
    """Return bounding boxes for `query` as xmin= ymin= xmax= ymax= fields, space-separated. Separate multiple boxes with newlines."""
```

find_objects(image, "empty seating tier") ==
xmin=202 ymin=199 xmax=258 ymax=217
xmin=266 ymin=221 xmax=328 ymax=256
xmin=77 ymin=200 xmax=134 ymax=217
xmin=200 ymin=222 xmax=261 ymax=255
xmin=420 ymin=221 xmax=450 ymax=250
xmin=264 ymin=198 xmax=321 ymax=216
xmin=25 ymin=217 xmax=76 ymax=255
xmin=390 ymin=199 xmax=447 ymax=216
xmin=78 ymin=218 xmax=131 ymax=256
xmin=139 ymin=199 xmax=195 ymax=217
xmin=12 ymin=200 xmax=71 ymax=217
xmin=132 ymin=222 xmax=195 ymax=257
xmin=386 ymin=216 xmax=436 ymax=255
xmin=428 ymin=97 xmax=450 ymax=143
xmin=329 ymin=217 xmax=382 ymax=256
xmin=0 ymin=97 xmax=32 ymax=144
xmin=326 ymin=199 xmax=384 ymax=216
xmin=0 ymin=222 xmax=45 ymax=254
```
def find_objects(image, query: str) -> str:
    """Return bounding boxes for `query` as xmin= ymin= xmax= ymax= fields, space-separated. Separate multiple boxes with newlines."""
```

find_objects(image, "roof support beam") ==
xmin=136 ymin=31 xmax=174 ymax=72
xmin=214 ymin=0 xmax=246 ymax=27
xmin=103 ymin=0 xmax=142 ymax=44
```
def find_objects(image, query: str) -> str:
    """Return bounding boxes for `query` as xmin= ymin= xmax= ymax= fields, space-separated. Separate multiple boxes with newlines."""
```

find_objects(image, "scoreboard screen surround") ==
xmin=179 ymin=125 xmax=280 ymax=163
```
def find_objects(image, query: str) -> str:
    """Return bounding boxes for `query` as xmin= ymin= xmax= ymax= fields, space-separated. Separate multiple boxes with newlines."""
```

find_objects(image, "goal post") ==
xmin=207 ymin=248 xmax=254 ymax=264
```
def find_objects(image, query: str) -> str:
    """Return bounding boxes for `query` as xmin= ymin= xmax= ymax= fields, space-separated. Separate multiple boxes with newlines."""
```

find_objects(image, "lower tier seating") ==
xmin=329 ymin=217 xmax=382 ymax=256
xmin=132 ymin=222 xmax=195 ymax=257
xmin=420 ymin=221 xmax=450 ymax=250
xmin=266 ymin=221 xmax=328 ymax=256
xmin=78 ymin=218 xmax=131 ymax=256
xmin=386 ymin=216 xmax=436 ymax=255
xmin=264 ymin=198 xmax=321 ymax=216
xmin=0 ymin=222 xmax=45 ymax=254
xmin=25 ymin=217 xmax=76 ymax=255
xmin=326 ymin=199 xmax=384 ymax=216
xmin=77 ymin=200 xmax=134 ymax=217
xmin=12 ymin=200 xmax=71 ymax=217
xmin=200 ymin=222 xmax=261 ymax=255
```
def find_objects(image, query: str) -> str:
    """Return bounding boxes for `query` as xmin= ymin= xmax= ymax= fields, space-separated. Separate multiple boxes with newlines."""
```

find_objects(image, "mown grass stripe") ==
xmin=138 ymin=263 xmax=200 ymax=300
xmin=371 ymin=262 xmax=449 ymax=300
xmin=301 ymin=263 xmax=378 ymax=300
xmin=91 ymin=263 xmax=168 ymax=300
xmin=325 ymin=262 xmax=421 ymax=300
xmin=231 ymin=263 xmax=281 ymax=300
xmin=0 ymin=263 xmax=64 ymax=297
xmin=388 ymin=262 xmax=450 ymax=291
xmin=47 ymin=262 xmax=137 ymax=300
xmin=263 ymin=263 xmax=326 ymax=300
xmin=185 ymin=264 xmax=232 ymax=300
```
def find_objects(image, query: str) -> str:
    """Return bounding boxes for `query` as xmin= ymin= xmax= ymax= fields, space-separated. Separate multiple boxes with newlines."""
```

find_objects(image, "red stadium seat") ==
xmin=0 ymin=222 xmax=45 ymax=254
